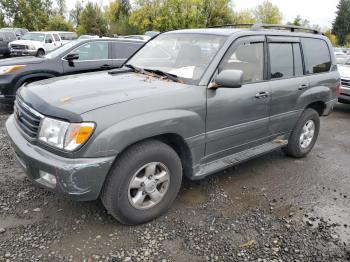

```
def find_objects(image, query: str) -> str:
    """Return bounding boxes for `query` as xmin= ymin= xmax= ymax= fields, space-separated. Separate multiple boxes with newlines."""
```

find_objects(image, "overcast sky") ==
xmin=66 ymin=0 xmax=339 ymax=29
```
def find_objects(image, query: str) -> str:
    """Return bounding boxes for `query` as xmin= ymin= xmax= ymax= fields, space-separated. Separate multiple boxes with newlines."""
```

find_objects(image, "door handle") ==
xmin=298 ymin=84 xmax=309 ymax=90
xmin=101 ymin=65 xmax=113 ymax=69
xmin=255 ymin=91 xmax=269 ymax=99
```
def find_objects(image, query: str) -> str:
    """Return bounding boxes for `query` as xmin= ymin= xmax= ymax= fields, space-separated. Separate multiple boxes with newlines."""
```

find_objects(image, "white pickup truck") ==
xmin=9 ymin=31 xmax=63 ymax=57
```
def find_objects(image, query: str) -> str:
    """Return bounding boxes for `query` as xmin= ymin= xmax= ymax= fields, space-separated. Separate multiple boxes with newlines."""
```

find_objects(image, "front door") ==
xmin=45 ymin=34 xmax=56 ymax=51
xmin=62 ymin=41 xmax=114 ymax=74
xmin=205 ymin=36 xmax=271 ymax=162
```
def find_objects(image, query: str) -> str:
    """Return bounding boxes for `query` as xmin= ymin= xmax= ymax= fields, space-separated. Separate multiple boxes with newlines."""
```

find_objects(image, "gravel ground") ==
xmin=0 ymin=104 xmax=349 ymax=262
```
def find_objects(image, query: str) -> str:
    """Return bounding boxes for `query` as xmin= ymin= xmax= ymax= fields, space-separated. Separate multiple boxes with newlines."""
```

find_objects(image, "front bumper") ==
xmin=339 ymin=85 xmax=350 ymax=103
xmin=10 ymin=49 xmax=37 ymax=56
xmin=323 ymin=98 xmax=338 ymax=116
xmin=6 ymin=115 xmax=115 ymax=201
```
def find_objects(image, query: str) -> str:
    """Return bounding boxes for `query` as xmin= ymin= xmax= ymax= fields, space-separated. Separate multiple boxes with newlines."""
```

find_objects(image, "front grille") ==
xmin=14 ymin=98 xmax=43 ymax=139
xmin=341 ymin=78 xmax=350 ymax=87
xmin=11 ymin=44 xmax=27 ymax=50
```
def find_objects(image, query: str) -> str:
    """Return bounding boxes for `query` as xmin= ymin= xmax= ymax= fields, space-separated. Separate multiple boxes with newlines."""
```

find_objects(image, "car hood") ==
xmin=10 ymin=39 xmax=43 ymax=47
xmin=19 ymin=70 xmax=189 ymax=121
xmin=0 ymin=56 xmax=46 ymax=66
xmin=338 ymin=65 xmax=350 ymax=78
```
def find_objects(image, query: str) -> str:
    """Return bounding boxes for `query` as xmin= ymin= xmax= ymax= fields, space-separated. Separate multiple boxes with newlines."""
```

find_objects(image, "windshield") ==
xmin=21 ymin=33 xmax=45 ymax=41
xmin=127 ymin=33 xmax=227 ymax=84
xmin=45 ymin=40 xmax=81 ymax=59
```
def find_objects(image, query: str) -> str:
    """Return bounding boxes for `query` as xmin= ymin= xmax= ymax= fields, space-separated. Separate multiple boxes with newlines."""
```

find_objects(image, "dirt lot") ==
xmin=0 ymin=104 xmax=349 ymax=262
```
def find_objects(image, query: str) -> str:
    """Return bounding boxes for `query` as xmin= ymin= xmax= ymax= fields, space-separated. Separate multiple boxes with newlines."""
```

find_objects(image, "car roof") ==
xmin=75 ymin=38 xmax=146 ymax=44
xmin=165 ymin=27 xmax=327 ymax=40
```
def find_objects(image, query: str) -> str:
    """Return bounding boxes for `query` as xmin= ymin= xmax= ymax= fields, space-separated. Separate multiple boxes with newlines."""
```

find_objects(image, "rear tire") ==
xmin=284 ymin=108 xmax=320 ymax=158
xmin=101 ymin=140 xmax=183 ymax=225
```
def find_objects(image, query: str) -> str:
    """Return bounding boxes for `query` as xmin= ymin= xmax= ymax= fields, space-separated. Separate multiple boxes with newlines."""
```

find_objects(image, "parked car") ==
xmin=9 ymin=32 xmax=63 ymax=57
xmin=119 ymin=35 xmax=151 ymax=41
xmin=0 ymin=31 xmax=16 ymax=57
xmin=0 ymin=38 xmax=144 ymax=104
xmin=0 ymin=27 xmax=29 ymax=39
xmin=6 ymin=24 xmax=339 ymax=225
xmin=56 ymin=31 xmax=78 ymax=45
xmin=337 ymin=57 xmax=350 ymax=104
xmin=78 ymin=35 xmax=99 ymax=40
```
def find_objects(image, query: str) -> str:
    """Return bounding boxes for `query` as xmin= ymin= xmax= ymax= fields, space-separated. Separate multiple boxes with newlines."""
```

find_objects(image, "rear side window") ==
xmin=53 ymin=34 xmax=60 ymax=42
xmin=301 ymin=38 xmax=331 ymax=74
xmin=112 ymin=42 xmax=142 ymax=59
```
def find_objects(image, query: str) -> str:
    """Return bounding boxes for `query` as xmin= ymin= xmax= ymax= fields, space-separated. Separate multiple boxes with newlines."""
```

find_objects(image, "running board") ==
xmin=194 ymin=139 xmax=288 ymax=179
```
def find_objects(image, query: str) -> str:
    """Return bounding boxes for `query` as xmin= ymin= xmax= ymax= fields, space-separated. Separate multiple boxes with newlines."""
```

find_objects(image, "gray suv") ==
xmin=6 ymin=24 xmax=339 ymax=224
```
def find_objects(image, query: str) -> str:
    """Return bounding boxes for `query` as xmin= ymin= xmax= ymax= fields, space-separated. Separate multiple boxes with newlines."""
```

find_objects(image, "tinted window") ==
xmin=293 ymin=43 xmax=304 ymax=76
xmin=112 ymin=42 xmax=142 ymax=59
xmin=53 ymin=34 xmax=60 ymax=42
xmin=71 ymin=41 xmax=109 ymax=60
xmin=219 ymin=42 xmax=264 ymax=84
xmin=302 ymin=38 xmax=331 ymax=74
xmin=269 ymin=43 xmax=294 ymax=79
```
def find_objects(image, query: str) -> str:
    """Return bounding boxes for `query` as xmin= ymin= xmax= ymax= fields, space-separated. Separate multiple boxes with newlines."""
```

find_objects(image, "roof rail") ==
xmin=209 ymin=23 xmax=322 ymax=35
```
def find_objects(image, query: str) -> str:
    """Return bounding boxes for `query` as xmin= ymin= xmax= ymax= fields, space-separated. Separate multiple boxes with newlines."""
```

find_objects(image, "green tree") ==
xmin=69 ymin=0 xmax=83 ymax=27
xmin=0 ymin=0 xmax=54 ymax=30
xmin=129 ymin=0 xmax=234 ymax=32
xmin=77 ymin=2 xmax=107 ymax=35
xmin=324 ymin=30 xmax=337 ymax=46
xmin=106 ymin=0 xmax=136 ymax=35
xmin=232 ymin=10 xmax=256 ymax=24
xmin=254 ymin=0 xmax=283 ymax=24
xmin=46 ymin=14 xmax=74 ymax=31
xmin=56 ymin=0 xmax=66 ymax=16
xmin=333 ymin=0 xmax=350 ymax=46
xmin=0 ymin=11 xmax=6 ymax=27
xmin=288 ymin=15 xmax=310 ymax=27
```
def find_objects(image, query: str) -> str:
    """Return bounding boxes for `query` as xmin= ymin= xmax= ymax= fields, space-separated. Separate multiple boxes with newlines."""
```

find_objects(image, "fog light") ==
xmin=37 ymin=171 xmax=57 ymax=188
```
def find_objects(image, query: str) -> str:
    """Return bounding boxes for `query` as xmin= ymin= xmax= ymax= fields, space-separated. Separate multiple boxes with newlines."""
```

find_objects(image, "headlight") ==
xmin=28 ymin=45 xmax=36 ymax=50
xmin=38 ymin=117 xmax=95 ymax=151
xmin=0 ymin=65 xmax=25 ymax=75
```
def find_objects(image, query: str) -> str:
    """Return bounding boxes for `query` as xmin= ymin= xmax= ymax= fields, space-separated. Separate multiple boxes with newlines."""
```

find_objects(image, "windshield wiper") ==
xmin=124 ymin=64 xmax=145 ymax=74
xmin=143 ymin=68 xmax=180 ymax=83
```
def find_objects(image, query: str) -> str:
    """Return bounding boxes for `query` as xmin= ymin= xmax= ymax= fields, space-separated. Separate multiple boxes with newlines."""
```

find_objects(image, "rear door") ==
xmin=62 ymin=41 xmax=114 ymax=74
xmin=268 ymin=37 xmax=309 ymax=135
xmin=111 ymin=41 xmax=143 ymax=67
xmin=53 ymin=33 xmax=62 ymax=47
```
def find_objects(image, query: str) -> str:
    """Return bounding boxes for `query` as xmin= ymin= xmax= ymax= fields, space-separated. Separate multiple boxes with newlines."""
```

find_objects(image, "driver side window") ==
xmin=219 ymin=42 xmax=264 ymax=84
xmin=71 ymin=42 xmax=109 ymax=61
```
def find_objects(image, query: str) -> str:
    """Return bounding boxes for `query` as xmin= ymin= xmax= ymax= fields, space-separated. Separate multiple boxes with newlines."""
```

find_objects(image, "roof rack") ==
xmin=209 ymin=23 xmax=322 ymax=35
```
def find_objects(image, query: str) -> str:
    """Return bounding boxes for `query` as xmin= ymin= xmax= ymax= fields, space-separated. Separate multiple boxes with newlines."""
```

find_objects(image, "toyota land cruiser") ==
xmin=6 ymin=24 xmax=340 ymax=224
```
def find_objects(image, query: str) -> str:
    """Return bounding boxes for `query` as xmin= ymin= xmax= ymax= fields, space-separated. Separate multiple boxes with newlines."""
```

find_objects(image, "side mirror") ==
xmin=65 ymin=53 xmax=79 ymax=61
xmin=210 ymin=70 xmax=244 ymax=89
xmin=46 ymin=39 xmax=53 ymax=43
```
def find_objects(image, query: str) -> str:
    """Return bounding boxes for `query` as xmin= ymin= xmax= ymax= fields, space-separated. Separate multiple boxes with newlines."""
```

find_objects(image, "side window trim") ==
xmin=215 ymin=36 xmax=266 ymax=85
xmin=63 ymin=41 xmax=110 ymax=62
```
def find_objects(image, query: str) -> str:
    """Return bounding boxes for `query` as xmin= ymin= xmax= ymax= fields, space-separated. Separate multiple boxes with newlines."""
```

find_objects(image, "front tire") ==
xmin=101 ymin=140 xmax=183 ymax=225
xmin=36 ymin=49 xmax=45 ymax=57
xmin=284 ymin=108 xmax=320 ymax=158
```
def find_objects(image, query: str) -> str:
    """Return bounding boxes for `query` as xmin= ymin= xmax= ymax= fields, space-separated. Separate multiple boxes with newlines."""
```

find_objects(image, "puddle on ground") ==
xmin=311 ymin=203 xmax=350 ymax=244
